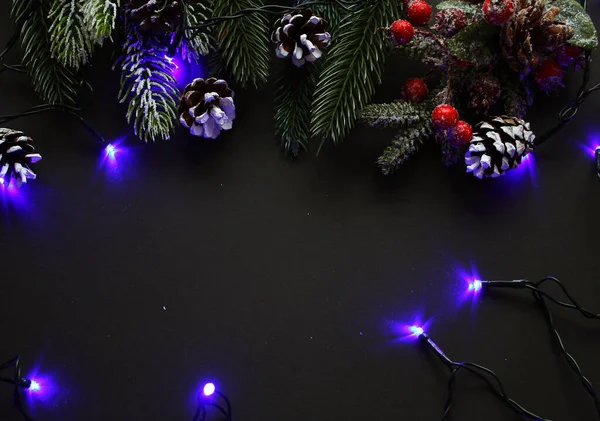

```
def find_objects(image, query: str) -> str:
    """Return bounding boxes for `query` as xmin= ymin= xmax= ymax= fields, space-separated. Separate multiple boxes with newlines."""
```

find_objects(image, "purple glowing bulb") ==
xmin=409 ymin=325 xmax=424 ymax=337
xmin=468 ymin=280 xmax=482 ymax=292
xmin=29 ymin=380 xmax=40 ymax=392
xmin=203 ymin=382 xmax=215 ymax=397
xmin=105 ymin=144 xmax=116 ymax=156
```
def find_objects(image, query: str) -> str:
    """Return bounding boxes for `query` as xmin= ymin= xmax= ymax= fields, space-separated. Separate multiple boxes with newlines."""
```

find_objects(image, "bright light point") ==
xmin=105 ymin=144 xmax=116 ymax=155
xmin=29 ymin=380 xmax=40 ymax=392
xmin=596 ymin=146 xmax=600 ymax=151
xmin=203 ymin=382 xmax=215 ymax=397
xmin=468 ymin=280 xmax=482 ymax=292
xmin=409 ymin=326 xmax=424 ymax=336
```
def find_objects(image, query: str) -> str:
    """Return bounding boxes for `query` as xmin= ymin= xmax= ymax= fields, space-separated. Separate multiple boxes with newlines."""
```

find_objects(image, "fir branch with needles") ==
xmin=11 ymin=0 xmax=80 ymax=105
xmin=182 ymin=0 xmax=214 ymax=62
xmin=310 ymin=0 xmax=402 ymax=146
xmin=359 ymin=101 xmax=432 ymax=129
xmin=81 ymin=0 xmax=120 ymax=46
xmin=117 ymin=31 xmax=180 ymax=142
xmin=211 ymin=0 xmax=270 ymax=89
xmin=48 ymin=0 xmax=94 ymax=70
xmin=377 ymin=119 xmax=433 ymax=175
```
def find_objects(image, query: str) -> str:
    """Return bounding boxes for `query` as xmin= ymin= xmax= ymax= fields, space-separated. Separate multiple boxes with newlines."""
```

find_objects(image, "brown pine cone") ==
xmin=179 ymin=78 xmax=236 ymax=139
xmin=272 ymin=8 xmax=331 ymax=67
xmin=124 ymin=0 xmax=202 ymax=35
xmin=0 ymin=128 xmax=42 ymax=186
xmin=501 ymin=0 xmax=574 ymax=76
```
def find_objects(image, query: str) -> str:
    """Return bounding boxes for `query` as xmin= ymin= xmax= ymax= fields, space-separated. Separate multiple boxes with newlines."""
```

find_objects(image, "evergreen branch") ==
xmin=359 ymin=101 xmax=431 ymax=129
xmin=81 ymin=0 xmax=119 ymax=46
xmin=182 ymin=0 xmax=213 ymax=62
xmin=274 ymin=63 xmax=321 ymax=156
xmin=310 ymin=0 xmax=402 ymax=146
xmin=377 ymin=119 xmax=433 ymax=175
xmin=11 ymin=0 xmax=80 ymax=104
xmin=117 ymin=31 xmax=180 ymax=142
xmin=48 ymin=0 xmax=94 ymax=70
xmin=211 ymin=0 xmax=270 ymax=88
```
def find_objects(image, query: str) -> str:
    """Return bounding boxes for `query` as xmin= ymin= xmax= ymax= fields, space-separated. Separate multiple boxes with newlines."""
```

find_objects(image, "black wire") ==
xmin=0 ymin=356 xmax=33 ymax=421
xmin=193 ymin=391 xmax=233 ymax=421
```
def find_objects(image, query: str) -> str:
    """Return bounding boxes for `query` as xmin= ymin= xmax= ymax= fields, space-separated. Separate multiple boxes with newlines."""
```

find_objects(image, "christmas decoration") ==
xmin=390 ymin=19 xmax=415 ymax=45
xmin=179 ymin=78 xmax=236 ymax=139
xmin=0 ymin=128 xmax=42 ymax=186
xmin=272 ymin=9 xmax=331 ymax=67
xmin=407 ymin=1 xmax=433 ymax=26
xmin=465 ymin=116 xmax=535 ymax=178
xmin=403 ymin=78 xmax=428 ymax=103
xmin=483 ymin=0 xmax=516 ymax=25
xmin=501 ymin=0 xmax=574 ymax=76
xmin=432 ymin=105 xmax=459 ymax=128
xmin=432 ymin=8 xmax=467 ymax=38
xmin=3 ymin=0 xmax=597 ymax=178
xmin=455 ymin=121 xmax=473 ymax=145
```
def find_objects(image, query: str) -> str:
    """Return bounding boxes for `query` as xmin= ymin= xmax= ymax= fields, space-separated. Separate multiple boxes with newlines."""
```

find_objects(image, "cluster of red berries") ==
xmin=431 ymin=105 xmax=473 ymax=146
xmin=389 ymin=0 xmax=432 ymax=45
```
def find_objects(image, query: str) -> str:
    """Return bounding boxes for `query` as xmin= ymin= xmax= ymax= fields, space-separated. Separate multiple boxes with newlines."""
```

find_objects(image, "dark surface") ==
xmin=1 ymin=3 xmax=600 ymax=421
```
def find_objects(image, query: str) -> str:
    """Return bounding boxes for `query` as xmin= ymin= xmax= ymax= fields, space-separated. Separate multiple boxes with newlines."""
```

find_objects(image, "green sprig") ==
xmin=48 ymin=0 xmax=93 ymax=70
xmin=377 ymin=119 xmax=433 ymax=175
xmin=310 ymin=0 xmax=402 ymax=146
xmin=81 ymin=0 xmax=120 ymax=46
xmin=183 ymin=0 xmax=214 ymax=62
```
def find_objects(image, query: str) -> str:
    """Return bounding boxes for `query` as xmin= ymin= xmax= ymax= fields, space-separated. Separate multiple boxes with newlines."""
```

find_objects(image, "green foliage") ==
xmin=117 ymin=32 xmax=180 ymax=142
xmin=446 ymin=20 xmax=499 ymax=66
xmin=501 ymin=74 xmax=533 ymax=119
xmin=274 ymin=64 xmax=321 ymax=155
xmin=81 ymin=0 xmax=120 ymax=46
xmin=211 ymin=0 xmax=270 ymax=88
xmin=310 ymin=0 xmax=402 ymax=146
xmin=436 ymin=0 xmax=479 ymax=15
xmin=548 ymin=0 xmax=598 ymax=50
xmin=48 ymin=0 xmax=93 ymax=70
xmin=11 ymin=0 xmax=80 ymax=104
xmin=183 ymin=0 xmax=213 ymax=62
xmin=359 ymin=101 xmax=431 ymax=129
xmin=377 ymin=120 xmax=432 ymax=175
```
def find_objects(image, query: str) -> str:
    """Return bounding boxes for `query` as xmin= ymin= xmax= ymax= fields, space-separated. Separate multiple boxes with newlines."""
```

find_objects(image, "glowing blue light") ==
xmin=409 ymin=326 xmax=424 ymax=336
xmin=29 ymin=380 xmax=40 ymax=392
xmin=105 ymin=144 xmax=117 ymax=157
xmin=468 ymin=280 xmax=482 ymax=292
xmin=203 ymin=382 xmax=215 ymax=397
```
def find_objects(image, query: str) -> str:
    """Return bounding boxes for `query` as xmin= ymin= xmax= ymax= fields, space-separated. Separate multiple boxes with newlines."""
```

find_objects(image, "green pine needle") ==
xmin=81 ymin=0 xmax=120 ymax=46
xmin=11 ymin=0 xmax=80 ymax=105
xmin=117 ymin=31 xmax=180 ymax=142
xmin=359 ymin=101 xmax=431 ymax=129
xmin=310 ymin=0 xmax=401 ymax=146
xmin=48 ymin=0 xmax=94 ymax=70
xmin=274 ymin=64 xmax=320 ymax=156
xmin=183 ymin=1 xmax=214 ymax=62
xmin=377 ymin=119 xmax=433 ymax=175
xmin=211 ymin=0 xmax=270 ymax=89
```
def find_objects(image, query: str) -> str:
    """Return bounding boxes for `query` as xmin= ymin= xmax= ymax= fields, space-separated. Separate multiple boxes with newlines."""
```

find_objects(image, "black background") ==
xmin=1 ymin=2 xmax=600 ymax=420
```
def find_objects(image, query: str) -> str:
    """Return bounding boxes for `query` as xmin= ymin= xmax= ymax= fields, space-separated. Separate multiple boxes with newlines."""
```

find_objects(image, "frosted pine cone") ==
xmin=124 ymin=0 xmax=203 ymax=35
xmin=501 ymin=0 xmax=574 ymax=76
xmin=0 ymin=128 xmax=42 ymax=186
xmin=179 ymin=78 xmax=236 ymax=139
xmin=272 ymin=9 xmax=331 ymax=67
xmin=465 ymin=116 xmax=535 ymax=178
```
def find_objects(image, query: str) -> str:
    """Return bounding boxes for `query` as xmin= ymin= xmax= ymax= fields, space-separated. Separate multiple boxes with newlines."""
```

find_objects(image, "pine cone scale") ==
xmin=0 ymin=128 xmax=42 ymax=186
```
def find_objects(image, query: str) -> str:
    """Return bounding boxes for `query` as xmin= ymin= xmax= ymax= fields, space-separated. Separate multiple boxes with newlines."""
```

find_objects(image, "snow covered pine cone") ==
xmin=125 ymin=0 xmax=203 ymax=35
xmin=272 ymin=8 xmax=331 ymax=67
xmin=179 ymin=78 xmax=236 ymax=139
xmin=465 ymin=116 xmax=535 ymax=178
xmin=0 ymin=128 xmax=42 ymax=186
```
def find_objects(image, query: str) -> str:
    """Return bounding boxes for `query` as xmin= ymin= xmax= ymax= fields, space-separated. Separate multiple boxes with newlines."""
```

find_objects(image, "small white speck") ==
xmin=359 ymin=332 xmax=363 ymax=336
xmin=163 ymin=306 xmax=167 ymax=311
xmin=310 ymin=336 xmax=313 ymax=340
xmin=307 ymin=212 xmax=310 ymax=216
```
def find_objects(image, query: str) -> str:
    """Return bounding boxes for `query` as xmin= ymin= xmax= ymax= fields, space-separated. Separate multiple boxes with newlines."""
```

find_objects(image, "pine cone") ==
xmin=0 ymin=128 xmax=42 ymax=186
xmin=465 ymin=116 xmax=535 ymax=178
xmin=272 ymin=9 xmax=331 ymax=67
xmin=125 ymin=0 xmax=201 ymax=35
xmin=179 ymin=78 xmax=236 ymax=139
xmin=501 ymin=0 xmax=574 ymax=76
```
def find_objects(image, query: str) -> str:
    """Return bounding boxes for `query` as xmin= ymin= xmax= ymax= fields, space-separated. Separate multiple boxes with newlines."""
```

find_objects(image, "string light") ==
xmin=193 ymin=382 xmax=232 ymax=421
xmin=0 ymin=355 xmax=35 ymax=420
xmin=202 ymin=382 xmax=215 ymax=397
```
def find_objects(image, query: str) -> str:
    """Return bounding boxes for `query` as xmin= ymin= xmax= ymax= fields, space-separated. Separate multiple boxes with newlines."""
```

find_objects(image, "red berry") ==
xmin=407 ymin=0 xmax=432 ymax=26
xmin=534 ymin=59 xmax=564 ymax=92
xmin=432 ymin=105 xmax=459 ymax=128
xmin=390 ymin=19 xmax=415 ymax=45
xmin=483 ymin=0 xmax=516 ymax=25
xmin=402 ymin=78 xmax=428 ymax=103
xmin=454 ymin=121 xmax=473 ymax=145
xmin=432 ymin=8 xmax=467 ymax=38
